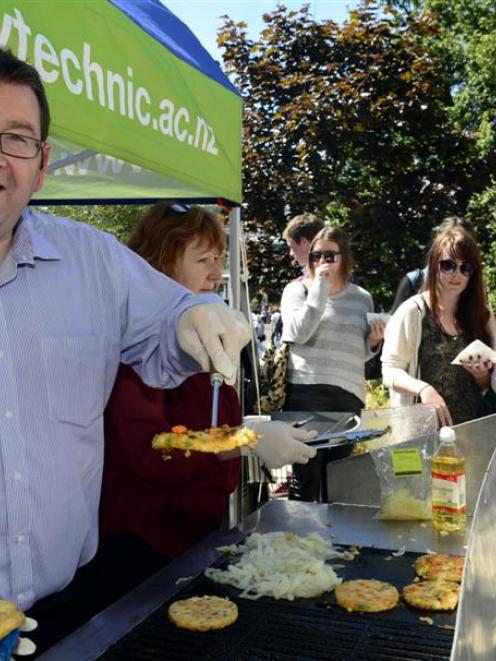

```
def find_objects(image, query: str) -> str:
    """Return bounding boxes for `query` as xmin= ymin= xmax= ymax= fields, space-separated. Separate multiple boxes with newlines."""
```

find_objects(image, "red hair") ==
xmin=128 ymin=202 xmax=226 ymax=277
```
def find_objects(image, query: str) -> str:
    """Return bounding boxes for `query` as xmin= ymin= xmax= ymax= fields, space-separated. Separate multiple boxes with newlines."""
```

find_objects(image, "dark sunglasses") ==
xmin=162 ymin=202 xmax=188 ymax=217
xmin=439 ymin=259 xmax=475 ymax=277
xmin=309 ymin=250 xmax=341 ymax=264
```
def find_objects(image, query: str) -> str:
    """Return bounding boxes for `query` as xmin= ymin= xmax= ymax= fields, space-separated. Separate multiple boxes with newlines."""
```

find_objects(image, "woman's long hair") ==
xmin=424 ymin=227 xmax=490 ymax=344
xmin=308 ymin=226 xmax=353 ymax=282
xmin=127 ymin=201 xmax=226 ymax=276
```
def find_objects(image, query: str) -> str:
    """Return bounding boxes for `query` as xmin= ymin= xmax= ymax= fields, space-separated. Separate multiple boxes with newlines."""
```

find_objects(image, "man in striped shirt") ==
xmin=0 ymin=48 xmax=250 ymax=620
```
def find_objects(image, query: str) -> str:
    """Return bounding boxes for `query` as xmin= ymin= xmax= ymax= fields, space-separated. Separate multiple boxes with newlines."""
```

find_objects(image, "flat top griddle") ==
xmin=98 ymin=545 xmax=456 ymax=660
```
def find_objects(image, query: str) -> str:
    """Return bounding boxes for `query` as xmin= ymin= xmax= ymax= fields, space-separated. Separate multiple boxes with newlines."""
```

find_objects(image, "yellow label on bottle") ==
xmin=391 ymin=448 xmax=423 ymax=476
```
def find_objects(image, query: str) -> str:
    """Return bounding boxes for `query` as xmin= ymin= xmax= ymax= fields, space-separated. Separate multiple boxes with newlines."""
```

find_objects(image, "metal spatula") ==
xmin=307 ymin=425 xmax=391 ymax=451
xmin=210 ymin=372 xmax=224 ymax=427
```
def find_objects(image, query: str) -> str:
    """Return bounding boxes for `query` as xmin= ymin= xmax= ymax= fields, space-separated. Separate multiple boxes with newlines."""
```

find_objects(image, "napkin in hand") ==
xmin=451 ymin=339 xmax=496 ymax=365
xmin=367 ymin=312 xmax=391 ymax=324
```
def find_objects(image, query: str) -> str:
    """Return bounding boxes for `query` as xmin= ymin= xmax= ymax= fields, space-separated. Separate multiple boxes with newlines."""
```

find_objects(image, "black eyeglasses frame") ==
xmin=0 ymin=131 xmax=44 ymax=159
xmin=309 ymin=250 xmax=341 ymax=264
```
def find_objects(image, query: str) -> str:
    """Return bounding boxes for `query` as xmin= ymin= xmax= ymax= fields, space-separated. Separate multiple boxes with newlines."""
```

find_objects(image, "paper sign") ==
xmin=367 ymin=312 xmax=391 ymax=324
xmin=391 ymin=448 xmax=423 ymax=476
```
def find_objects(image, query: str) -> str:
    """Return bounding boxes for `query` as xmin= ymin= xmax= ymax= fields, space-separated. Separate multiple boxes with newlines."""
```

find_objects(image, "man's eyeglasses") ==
xmin=161 ymin=203 xmax=189 ymax=217
xmin=309 ymin=250 xmax=341 ymax=264
xmin=0 ymin=132 xmax=44 ymax=159
xmin=439 ymin=259 xmax=475 ymax=277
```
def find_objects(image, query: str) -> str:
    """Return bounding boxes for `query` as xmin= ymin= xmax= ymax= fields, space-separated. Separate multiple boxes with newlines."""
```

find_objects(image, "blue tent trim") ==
xmin=108 ymin=0 xmax=239 ymax=96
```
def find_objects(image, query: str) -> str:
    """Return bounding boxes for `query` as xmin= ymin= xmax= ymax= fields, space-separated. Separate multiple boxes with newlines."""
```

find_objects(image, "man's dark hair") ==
xmin=0 ymin=49 xmax=50 ymax=140
xmin=282 ymin=213 xmax=325 ymax=244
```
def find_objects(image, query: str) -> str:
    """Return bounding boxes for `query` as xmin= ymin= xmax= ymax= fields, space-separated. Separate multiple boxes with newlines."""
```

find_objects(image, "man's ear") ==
xmin=34 ymin=143 xmax=51 ymax=192
xmin=299 ymin=237 xmax=310 ymax=250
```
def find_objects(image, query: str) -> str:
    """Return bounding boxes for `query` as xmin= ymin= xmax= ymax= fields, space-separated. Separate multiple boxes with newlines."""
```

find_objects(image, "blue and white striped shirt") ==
xmin=0 ymin=209 xmax=218 ymax=609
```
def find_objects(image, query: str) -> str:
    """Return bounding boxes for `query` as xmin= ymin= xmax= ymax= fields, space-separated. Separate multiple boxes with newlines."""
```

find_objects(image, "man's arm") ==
xmin=114 ymin=240 xmax=249 ymax=387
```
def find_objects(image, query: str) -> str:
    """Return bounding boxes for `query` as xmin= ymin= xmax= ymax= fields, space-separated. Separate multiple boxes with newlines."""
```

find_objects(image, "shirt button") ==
xmin=16 ymin=534 xmax=25 ymax=544
xmin=4 ymin=410 xmax=13 ymax=419
xmin=13 ymin=471 xmax=21 ymax=481
xmin=0 ymin=351 xmax=4 ymax=358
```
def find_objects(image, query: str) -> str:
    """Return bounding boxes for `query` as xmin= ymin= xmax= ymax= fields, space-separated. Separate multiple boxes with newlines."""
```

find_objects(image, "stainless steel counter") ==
xmin=39 ymin=499 xmax=466 ymax=661
xmin=328 ymin=412 xmax=496 ymax=511
xmin=39 ymin=412 xmax=496 ymax=660
xmin=240 ymin=500 xmax=468 ymax=554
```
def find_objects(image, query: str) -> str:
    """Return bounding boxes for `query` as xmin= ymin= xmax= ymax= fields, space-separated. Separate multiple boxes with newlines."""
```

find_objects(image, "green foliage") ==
xmin=33 ymin=204 xmax=145 ymax=244
xmin=466 ymin=180 xmax=496 ymax=310
xmin=419 ymin=0 xmax=496 ymax=153
xmin=219 ymin=2 xmax=489 ymax=308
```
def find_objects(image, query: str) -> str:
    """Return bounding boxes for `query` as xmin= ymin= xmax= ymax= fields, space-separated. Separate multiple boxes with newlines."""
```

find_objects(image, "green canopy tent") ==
xmin=0 ymin=0 xmax=259 ymax=410
xmin=0 ymin=0 xmax=247 ymax=312
xmin=0 ymin=0 xmax=242 ymax=205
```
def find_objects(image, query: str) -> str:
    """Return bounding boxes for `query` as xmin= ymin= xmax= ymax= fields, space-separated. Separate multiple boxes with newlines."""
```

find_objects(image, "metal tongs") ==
xmin=210 ymin=372 xmax=224 ymax=427
xmin=307 ymin=422 xmax=392 ymax=451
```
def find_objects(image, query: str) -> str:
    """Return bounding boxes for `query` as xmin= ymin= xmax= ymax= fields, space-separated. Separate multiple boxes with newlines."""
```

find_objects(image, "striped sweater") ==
xmin=281 ymin=277 xmax=375 ymax=403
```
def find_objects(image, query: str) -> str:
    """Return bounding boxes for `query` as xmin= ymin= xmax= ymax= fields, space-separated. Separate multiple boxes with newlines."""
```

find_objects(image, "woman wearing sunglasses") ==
xmin=280 ymin=226 xmax=384 ymax=501
xmin=382 ymin=225 xmax=496 ymax=426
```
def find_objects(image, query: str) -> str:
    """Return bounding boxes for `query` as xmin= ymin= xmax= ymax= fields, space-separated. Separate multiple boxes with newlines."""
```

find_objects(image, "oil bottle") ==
xmin=431 ymin=426 xmax=466 ymax=532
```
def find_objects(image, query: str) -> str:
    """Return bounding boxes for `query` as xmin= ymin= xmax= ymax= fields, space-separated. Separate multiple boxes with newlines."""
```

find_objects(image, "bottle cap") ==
xmin=439 ymin=426 xmax=456 ymax=442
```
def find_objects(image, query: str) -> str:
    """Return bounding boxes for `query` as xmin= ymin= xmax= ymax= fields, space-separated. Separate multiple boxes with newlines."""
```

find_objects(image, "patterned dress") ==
xmin=418 ymin=308 xmax=484 ymax=424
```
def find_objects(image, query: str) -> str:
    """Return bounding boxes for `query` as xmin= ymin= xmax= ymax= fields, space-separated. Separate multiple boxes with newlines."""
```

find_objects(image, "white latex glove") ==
xmin=177 ymin=304 xmax=251 ymax=385
xmin=242 ymin=420 xmax=318 ymax=469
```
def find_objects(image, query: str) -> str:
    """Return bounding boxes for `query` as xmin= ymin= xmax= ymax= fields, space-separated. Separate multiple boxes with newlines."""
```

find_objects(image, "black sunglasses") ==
xmin=162 ymin=202 xmax=189 ymax=217
xmin=309 ymin=250 xmax=341 ymax=264
xmin=439 ymin=259 xmax=475 ymax=277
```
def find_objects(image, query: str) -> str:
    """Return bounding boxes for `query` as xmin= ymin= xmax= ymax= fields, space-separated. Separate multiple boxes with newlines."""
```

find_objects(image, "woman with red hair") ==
xmin=99 ymin=202 xmax=315 ymax=569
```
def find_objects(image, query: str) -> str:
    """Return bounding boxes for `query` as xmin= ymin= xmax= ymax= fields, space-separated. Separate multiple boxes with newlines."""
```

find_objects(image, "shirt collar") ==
xmin=12 ymin=209 xmax=62 ymax=265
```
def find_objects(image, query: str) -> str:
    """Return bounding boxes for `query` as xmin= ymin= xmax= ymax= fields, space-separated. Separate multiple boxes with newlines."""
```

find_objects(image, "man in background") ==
xmin=283 ymin=212 xmax=325 ymax=274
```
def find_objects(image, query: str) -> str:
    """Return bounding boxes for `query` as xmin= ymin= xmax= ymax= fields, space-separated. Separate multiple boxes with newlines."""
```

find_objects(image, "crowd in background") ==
xmin=253 ymin=212 xmax=496 ymax=501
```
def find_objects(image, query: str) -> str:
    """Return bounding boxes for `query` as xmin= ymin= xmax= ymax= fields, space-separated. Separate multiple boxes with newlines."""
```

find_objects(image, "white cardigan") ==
xmin=381 ymin=294 xmax=426 ymax=407
xmin=382 ymin=293 xmax=496 ymax=407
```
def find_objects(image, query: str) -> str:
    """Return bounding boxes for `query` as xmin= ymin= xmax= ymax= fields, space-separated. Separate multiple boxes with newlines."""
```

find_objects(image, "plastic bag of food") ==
xmin=371 ymin=434 xmax=436 ymax=520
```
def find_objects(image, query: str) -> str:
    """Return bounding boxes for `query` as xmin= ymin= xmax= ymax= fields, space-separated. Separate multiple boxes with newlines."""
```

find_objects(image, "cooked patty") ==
xmin=414 ymin=554 xmax=465 ymax=582
xmin=403 ymin=580 xmax=460 ymax=611
xmin=168 ymin=595 xmax=238 ymax=631
xmin=335 ymin=579 xmax=399 ymax=613
xmin=153 ymin=425 xmax=258 ymax=456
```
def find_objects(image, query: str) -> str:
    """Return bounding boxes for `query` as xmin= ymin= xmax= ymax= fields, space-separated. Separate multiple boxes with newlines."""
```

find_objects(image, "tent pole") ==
xmin=228 ymin=207 xmax=241 ymax=311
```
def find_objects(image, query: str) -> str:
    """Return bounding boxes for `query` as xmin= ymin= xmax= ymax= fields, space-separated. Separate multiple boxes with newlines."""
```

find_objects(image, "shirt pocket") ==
xmin=41 ymin=335 xmax=106 ymax=427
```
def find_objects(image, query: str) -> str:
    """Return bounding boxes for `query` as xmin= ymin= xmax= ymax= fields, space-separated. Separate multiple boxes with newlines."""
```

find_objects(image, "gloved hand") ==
xmin=242 ymin=420 xmax=318 ymax=469
xmin=178 ymin=304 xmax=251 ymax=385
